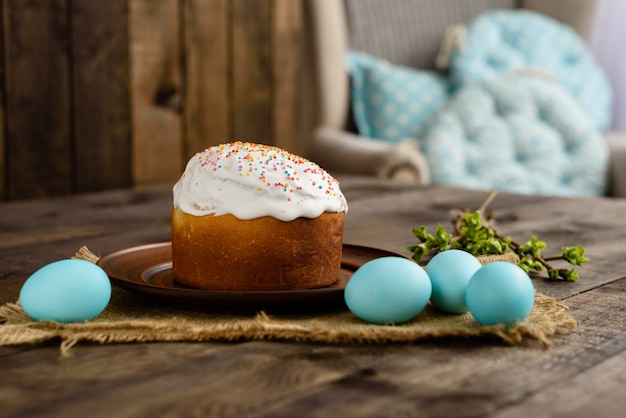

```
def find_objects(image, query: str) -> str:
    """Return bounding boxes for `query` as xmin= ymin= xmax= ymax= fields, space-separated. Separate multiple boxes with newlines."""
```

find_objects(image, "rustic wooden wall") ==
xmin=0 ymin=0 xmax=309 ymax=200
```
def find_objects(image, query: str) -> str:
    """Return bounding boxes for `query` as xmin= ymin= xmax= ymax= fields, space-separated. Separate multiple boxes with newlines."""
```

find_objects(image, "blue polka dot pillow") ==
xmin=449 ymin=10 xmax=612 ymax=131
xmin=422 ymin=75 xmax=608 ymax=197
xmin=346 ymin=51 xmax=449 ymax=143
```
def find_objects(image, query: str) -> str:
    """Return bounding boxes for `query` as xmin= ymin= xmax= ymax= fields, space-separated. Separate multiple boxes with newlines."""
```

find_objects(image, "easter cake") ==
xmin=172 ymin=142 xmax=348 ymax=291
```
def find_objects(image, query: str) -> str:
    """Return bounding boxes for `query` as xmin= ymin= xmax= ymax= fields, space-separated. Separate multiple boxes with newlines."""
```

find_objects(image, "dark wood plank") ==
xmin=0 ymin=1 xmax=5 ymax=201
xmin=232 ymin=0 xmax=272 ymax=143
xmin=71 ymin=0 xmax=132 ymax=192
xmin=0 ymin=342 xmax=232 ymax=416
xmin=129 ymin=0 xmax=182 ymax=186
xmin=0 ymin=338 xmax=413 ymax=418
xmin=2 ymin=182 xmax=625 ymax=303
xmin=3 ymin=0 xmax=72 ymax=199
xmin=493 ymin=350 xmax=626 ymax=418
xmin=0 ymin=187 xmax=172 ymax=302
xmin=182 ymin=0 xmax=230 ymax=158
xmin=3 ymin=183 xmax=626 ymax=417
xmin=271 ymin=0 xmax=304 ymax=153
xmin=239 ymin=279 xmax=626 ymax=418
xmin=3 ymin=276 xmax=625 ymax=418
xmin=341 ymin=184 xmax=626 ymax=299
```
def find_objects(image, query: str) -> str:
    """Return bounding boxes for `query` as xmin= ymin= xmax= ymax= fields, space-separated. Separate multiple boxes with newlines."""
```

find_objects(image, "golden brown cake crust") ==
xmin=171 ymin=208 xmax=345 ymax=291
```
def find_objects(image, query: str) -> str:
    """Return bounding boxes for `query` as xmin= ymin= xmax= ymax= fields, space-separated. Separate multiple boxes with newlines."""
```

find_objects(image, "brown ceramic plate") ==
xmin=97 ymin=242 xmax=407 ymax=313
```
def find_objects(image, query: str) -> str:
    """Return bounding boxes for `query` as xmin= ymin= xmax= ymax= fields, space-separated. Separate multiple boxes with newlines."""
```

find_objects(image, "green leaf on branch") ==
xmin=519 ymin=256 xmax=543 ymax=273
xmin=562 ymin=246 xmax=589 ymax=266
xmin=519 ymin=236 xmax=547 ymax=258
xmin=552 ymin=268 xmax=580 ymax=281
xmin=405 ymin=190 xmax=588 ymax=281
xmin=434 ymin=224 xmax=452 ymax=249
xmin=406 ymin=242 xmax=431 ymax=262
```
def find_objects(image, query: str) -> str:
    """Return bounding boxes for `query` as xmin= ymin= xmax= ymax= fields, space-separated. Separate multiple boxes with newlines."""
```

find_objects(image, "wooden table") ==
xmin=2 ymin=178 xmax=626 ymax=418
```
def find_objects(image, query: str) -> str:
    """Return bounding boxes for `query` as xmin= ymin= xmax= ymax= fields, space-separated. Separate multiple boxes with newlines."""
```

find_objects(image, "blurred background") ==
xmin=0 ymin=0 xmax=623 ymax=201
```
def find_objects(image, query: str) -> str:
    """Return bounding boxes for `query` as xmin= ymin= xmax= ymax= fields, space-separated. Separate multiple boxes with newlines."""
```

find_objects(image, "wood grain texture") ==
xmin=71 ymin=0 xmax=132 ymax=192
xmin=240 ymin=280 xmax=626 ymax=418
xmin=3 ymin=0 xmax=72 ymax=199
xmin=4 ymin=183 xmax=626 ymax=417
xmin=232 ymin=0 xmax=272 ymax=143
xmin=0 ymin=1 xmax=5 ymax=201
xmin=182 ymin=0 xmax=230 ymax=159
xmin=129 ymin=0 xmax=183 ymax=186
xmin=0 ymin=0 xmax=309 ymax=198
xmin=271 ymin=0 xmax=304 ymax=153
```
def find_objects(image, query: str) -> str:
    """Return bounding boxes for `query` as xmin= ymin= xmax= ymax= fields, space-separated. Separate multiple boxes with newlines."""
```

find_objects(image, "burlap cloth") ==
xmin=0 ymin=249 xmax=577 ymax=354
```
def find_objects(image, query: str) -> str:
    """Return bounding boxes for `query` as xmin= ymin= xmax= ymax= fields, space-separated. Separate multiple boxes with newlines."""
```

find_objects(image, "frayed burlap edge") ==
xmin=0 ymin=247 xmax=576 ymax=355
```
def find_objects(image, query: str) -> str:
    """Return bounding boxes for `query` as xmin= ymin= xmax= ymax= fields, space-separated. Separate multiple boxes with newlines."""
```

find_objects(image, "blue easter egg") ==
xmin=426 ymin=249 xmax=482 ymax=314
xmin=20 ymin=259 xmax=112 ymax=323
xmin=344 ymin=257 xmax=432 ymax=324
xmin=465 ymin=262 xmax=535 ymax=326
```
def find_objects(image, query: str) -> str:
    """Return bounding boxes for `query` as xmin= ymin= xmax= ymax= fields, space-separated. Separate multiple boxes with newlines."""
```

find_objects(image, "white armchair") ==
xmin=305 ymin=0 xmax=626 ymax=197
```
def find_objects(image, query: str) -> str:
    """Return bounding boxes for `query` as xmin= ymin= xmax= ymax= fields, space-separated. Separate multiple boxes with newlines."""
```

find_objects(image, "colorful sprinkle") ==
xmin=191 ymin=141 xmax=345 ymax=206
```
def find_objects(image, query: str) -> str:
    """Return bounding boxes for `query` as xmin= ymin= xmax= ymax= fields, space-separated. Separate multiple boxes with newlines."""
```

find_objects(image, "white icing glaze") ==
xmin=173 ymin=142 xmax=348 ymax=221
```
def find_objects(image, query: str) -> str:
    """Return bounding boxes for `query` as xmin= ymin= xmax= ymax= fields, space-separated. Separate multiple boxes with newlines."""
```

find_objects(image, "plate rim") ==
xmin=96 ymin=242 xmax=408 ymax=310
